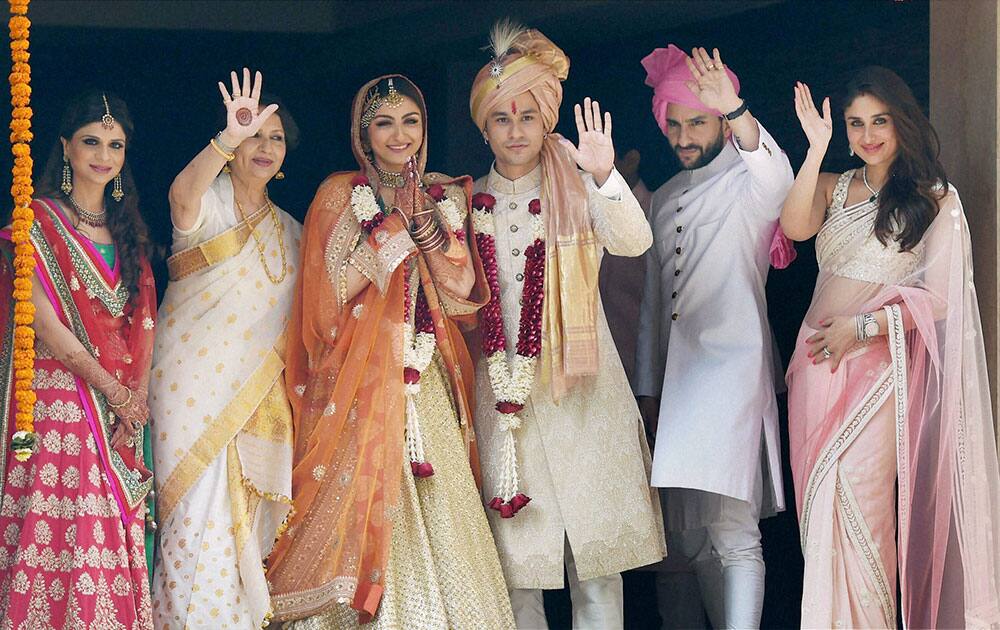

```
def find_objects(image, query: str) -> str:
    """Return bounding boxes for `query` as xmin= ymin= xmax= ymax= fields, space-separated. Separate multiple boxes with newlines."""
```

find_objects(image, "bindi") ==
xmin=511 ymin=100 xmax=517 ymax=115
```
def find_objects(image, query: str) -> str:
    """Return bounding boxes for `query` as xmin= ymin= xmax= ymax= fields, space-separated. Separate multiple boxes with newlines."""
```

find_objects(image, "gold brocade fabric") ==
xmin=286 ymin=355 xmax=514 ymax=630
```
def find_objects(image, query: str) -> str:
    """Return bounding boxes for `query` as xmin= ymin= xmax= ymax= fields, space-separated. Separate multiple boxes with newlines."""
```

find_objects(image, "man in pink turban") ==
xmin=467 ymin=21 xmax=666 ymax=630
xmin=634 ymin=45 xmax=793 ymax=628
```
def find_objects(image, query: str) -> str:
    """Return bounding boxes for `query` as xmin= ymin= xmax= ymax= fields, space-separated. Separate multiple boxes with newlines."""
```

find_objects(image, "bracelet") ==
xmin=107 ymin=386 xmax=132 ymax=409
xmin=214 ymin=131 xmax=238 ymax=154
xmin=413 ymin=221 xmax=444 ymax=246
xmin=209 ymin=137 xmax=235 ymax=161
xmin=724 ymin=100 xmax=749 ymax=121
xmin=855 ymin=314 xmax=865 ymax=342
xmin=417 ymin=229 xmax=447 ymax=252
xmin=410 ymin=218 xmax=439 ymax=239
xmin=411 ymin=208 xmax=437 ymax=220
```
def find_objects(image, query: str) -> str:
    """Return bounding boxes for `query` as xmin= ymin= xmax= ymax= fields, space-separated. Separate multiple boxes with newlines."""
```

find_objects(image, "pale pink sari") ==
xmin=788 ymin=170 xmax=1000 ymax=628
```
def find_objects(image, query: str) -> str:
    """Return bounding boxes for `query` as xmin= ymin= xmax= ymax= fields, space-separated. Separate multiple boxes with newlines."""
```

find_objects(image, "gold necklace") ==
xmin=235 ymin=194 xmax=288 ymax=285
xmin=66 ymin=195 xmax=108 ymax=227
xmin=373 ymin=163 xmax=405 ymax=188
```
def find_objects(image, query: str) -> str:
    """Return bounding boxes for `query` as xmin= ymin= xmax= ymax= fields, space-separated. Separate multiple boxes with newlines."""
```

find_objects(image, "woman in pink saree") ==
xmin=0 ymin=92 xmax=155 ymax=627
xmin=781 ymin=67 xmax=1000 ymax=628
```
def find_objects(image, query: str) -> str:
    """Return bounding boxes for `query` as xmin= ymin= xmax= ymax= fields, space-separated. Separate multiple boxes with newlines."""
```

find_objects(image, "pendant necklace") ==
xmin=862 ymin=166 xmax=882 ymax=204
xmin=67 ymin=195 xmax=108 ymax=227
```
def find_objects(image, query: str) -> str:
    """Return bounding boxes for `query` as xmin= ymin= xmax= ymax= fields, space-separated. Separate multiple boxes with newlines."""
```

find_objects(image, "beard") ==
xmin=674 ymin=128 xmax=726 ymax=171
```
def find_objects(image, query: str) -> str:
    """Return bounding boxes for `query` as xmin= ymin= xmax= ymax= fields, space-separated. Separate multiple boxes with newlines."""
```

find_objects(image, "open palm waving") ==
xmin=217 ymin=68 xmax=280 ymax=145
xmin=556 ymin=97 xmax=615 ymax=186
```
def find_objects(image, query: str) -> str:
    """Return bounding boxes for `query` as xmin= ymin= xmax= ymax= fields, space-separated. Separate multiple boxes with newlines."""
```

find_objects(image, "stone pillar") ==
xmin=930 ymin=0 xmax=1000 ymax=430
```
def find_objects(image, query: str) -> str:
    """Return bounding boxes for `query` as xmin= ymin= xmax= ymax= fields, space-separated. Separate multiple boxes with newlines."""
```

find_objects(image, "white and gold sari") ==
xmin=149 ymin=173 xmax=301 ymax=628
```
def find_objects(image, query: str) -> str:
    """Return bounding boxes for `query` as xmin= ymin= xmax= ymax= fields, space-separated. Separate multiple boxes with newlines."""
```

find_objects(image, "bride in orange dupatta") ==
xmin=266 ymin=75 xmax=514 ymax=629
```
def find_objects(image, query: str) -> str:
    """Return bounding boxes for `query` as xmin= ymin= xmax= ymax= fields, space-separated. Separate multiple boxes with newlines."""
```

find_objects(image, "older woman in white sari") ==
xmin=148 ymin=69 xmax=302 ymax=629
xmin=782 ymin=68 xmax=1000 ymax=629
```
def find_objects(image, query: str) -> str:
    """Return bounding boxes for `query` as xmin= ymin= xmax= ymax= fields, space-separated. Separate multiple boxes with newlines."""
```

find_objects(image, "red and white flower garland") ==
xmin=351 ymin=172 xmax=447 ymax=478
xmin=471 ymin=192 xmax=545 ymax=518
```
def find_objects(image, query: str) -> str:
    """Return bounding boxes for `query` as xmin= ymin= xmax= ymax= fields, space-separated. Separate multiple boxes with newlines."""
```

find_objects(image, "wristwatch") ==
xmin=724 ymin=100 xmax=749 ymax=121
xmin=862 ymin=312 xmax=880 ymax=339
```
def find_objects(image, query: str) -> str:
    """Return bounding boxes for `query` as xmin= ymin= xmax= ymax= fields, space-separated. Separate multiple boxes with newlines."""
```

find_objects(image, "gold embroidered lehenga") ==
xmin=266 ymin=75 xmax=513 ymax=629
xmin=788 ymin=171 xmax=1000 ymax=628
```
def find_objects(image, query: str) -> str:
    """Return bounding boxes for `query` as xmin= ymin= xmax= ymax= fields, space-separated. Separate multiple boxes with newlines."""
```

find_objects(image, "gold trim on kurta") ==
xmin=166 ymin=203 xmax=270 ymax=281
xmin=157 ymin=348 xmax=284 ymax=522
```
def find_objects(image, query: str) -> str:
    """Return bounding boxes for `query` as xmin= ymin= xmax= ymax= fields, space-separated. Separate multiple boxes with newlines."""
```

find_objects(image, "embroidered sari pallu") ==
xmin=149 ymin=175 xmax=299 ymax=629
xmin=0 ymin=198 xmax=155 ymax=628
xmin=788 ymin=173 xmax=1000 ymax=628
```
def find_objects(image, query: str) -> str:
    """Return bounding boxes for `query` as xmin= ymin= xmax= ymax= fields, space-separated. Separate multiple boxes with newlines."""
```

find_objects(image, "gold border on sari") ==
xmin=166 ymin=202 xmax=271 ymax=281
xmin=156 ymin=347 xmax=284 ymax=523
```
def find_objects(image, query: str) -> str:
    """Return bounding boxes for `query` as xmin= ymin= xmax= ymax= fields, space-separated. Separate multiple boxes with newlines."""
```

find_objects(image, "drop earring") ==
xmin=111 ymin=173 xmax=124 ymax=202
xmin=849 ymin=147 xmax=855 ymax=157
xmin=61 ymin=156 xmax=73 ymax=195
xmin=483 ymin=135 xmax=489 ymax=145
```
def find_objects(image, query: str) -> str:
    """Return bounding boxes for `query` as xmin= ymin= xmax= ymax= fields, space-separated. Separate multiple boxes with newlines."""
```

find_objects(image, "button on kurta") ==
xmin=509 ymin=202 xmax=518 ymax=210
xmin=510 ymin=225 xmax=518 ymax=233
xmin=512 ymin=248 xmax=520 ymax=256
xmin=674 ymin=269 xmax=681 ymax=276
xmin=676 ymin=226 xmax=683 ymax=233
xmin=671 ymin=313 xmax=679 ymax=320
xmin=671 ymin=291 xmax=678 ymax=299
xmin=676 ymin=206 xmax=683 ymax=213
xmin=516 ymin=273 xmax=524 ymax=281
xmin=675 ymin=247 xmax=682 ymax=255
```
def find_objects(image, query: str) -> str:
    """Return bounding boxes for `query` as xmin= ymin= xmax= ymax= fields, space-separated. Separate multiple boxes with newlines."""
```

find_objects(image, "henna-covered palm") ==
xmin=217 ymin=68 xmax=280 ymax=144
xmin=556 ymin=97 xmax=615 ymax=181
xmin=793 ymin=81 xmax=832 ymax=151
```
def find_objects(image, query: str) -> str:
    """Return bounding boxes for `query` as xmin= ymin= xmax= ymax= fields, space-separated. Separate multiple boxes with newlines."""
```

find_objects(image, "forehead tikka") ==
xmin=101 ymin=94 xmax=115 ymax=130
xmin=360 ymin=78 xmax=406 ymax=128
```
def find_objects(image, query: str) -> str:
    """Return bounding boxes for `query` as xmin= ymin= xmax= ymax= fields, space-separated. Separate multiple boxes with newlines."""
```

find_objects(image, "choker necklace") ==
xmin=373 ymin=163 xmax=405 ymax=188
xmin=66 ymin=195 xmax=108 ymax=227
xmin=862 ymin=166 xmax=882 ymax=203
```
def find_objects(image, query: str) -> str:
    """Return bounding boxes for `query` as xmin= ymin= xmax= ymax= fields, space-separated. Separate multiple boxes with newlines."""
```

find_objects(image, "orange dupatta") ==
xmin=267 ymin=73 xmax=488 ymax=625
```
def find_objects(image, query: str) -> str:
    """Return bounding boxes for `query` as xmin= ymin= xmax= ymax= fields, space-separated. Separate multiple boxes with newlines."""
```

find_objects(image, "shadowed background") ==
xmin=4 ymin=1 xmax=935 ymax=627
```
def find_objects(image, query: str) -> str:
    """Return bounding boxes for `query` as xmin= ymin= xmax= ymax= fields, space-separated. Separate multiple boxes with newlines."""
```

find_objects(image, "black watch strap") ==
xmin=724 ymin=100 xmax=749 ymax=121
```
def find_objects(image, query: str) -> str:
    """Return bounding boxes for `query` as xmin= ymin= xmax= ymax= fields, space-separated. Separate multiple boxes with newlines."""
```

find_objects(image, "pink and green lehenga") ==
xmin=0 ymin=198 xmax=155 ymax=628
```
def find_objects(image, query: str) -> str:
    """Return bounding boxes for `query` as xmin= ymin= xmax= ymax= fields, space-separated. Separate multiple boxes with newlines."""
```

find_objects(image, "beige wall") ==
xmin=930 ymin=0 xmax=1000 ymax=426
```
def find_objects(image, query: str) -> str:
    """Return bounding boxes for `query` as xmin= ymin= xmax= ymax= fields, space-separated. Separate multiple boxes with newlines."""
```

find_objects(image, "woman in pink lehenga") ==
xmin=781 ymin=67 xmax=1000 ymax=628
xmin=0 ymin=92 xmax=155 ymax=628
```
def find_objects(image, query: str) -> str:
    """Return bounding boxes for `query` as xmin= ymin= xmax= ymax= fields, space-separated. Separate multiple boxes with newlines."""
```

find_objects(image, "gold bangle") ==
xmin=413 ymin=225 xmax=441 ymax=245
xmin=411 ymin=219 xmax=438 ymax=240
xmin=209 ymin=137 xmax=236 ymax=161
xmin=419 ymin=232 xmax=447 ymax=252
xmin=107 ymin=386 xmax=132 ymax=409
xmin=411 ymin=208 xmax=437 ymax=219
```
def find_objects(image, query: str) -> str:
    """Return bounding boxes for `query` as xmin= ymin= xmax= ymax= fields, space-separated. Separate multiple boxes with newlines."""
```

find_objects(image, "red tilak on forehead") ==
xmin=511 ymin=100 xmax=517 ymax=114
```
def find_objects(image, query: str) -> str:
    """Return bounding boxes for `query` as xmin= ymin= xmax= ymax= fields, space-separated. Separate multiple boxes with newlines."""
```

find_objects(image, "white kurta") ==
xmin=634 ymin=122 xmax=791 ymax=511
xmin=472 ymin=164 xmax=666 ymax=590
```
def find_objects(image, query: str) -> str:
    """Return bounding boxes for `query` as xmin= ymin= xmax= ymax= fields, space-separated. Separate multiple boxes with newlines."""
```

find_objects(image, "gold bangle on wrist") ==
xmin=209 ymin=137 xmax=236 ymax=161
xmin=107 ymin=386 xmax=133 ymax=409
xmin=411 ymin=218 xmax=438 ymax=239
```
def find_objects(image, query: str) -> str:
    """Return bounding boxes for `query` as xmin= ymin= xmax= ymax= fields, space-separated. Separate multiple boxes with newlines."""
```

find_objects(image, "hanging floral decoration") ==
xmin=471 ymin=192 xmax=544 ymax=518
xmin=8 ymin=0 xmax=36 ymax=462
xmin=402 ymin=266 xmax=436 ymax=478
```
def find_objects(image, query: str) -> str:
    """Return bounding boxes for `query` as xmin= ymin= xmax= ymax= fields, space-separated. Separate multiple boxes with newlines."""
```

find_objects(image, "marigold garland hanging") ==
xmin=8 ymin=0 xmax=36 ymax=462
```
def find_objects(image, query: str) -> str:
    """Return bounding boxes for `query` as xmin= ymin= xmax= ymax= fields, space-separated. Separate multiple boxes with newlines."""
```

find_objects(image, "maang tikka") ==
xmin=360 ymin=78 xmax=405 ymax=128
xmin=101 ymin=94 xmax=115 ymax=129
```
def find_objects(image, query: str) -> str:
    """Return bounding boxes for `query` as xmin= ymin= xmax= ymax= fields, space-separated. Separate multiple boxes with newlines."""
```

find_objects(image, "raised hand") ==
xmin=217 ymin=68 xmax=280 ymax=144
xmin=392 ymin=156 xmax=421 ymax=222
xmin=684 ymin=47 xmax=742 ymax=115
xmin=793 ymin=82 xmax=832 ymax=152
xmin=556 ymin=97 xmax=614 ymax=185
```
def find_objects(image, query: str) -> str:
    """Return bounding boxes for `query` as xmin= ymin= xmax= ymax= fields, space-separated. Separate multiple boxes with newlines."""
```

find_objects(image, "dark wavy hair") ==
xmin=37 ymin=90 xmax=149 ymax=298
xmin=843 ymin=67 xmax=949 ymax=252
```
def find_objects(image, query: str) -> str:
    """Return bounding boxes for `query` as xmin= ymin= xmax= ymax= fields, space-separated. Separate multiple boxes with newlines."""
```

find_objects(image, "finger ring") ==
xmin=821 ymin=346 xmax=832 ymax=359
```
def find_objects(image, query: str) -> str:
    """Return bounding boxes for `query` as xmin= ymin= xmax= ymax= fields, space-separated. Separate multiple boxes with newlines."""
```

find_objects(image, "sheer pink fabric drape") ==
xmin=788 ymin=187 xmax=1000 ymax=627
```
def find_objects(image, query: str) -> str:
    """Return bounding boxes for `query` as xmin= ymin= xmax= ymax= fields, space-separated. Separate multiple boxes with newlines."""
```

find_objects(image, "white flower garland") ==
xmin=351 ymin=181 xmax=381 ymax=224
xmin=437 ymin=195 xmax=466 ymax=234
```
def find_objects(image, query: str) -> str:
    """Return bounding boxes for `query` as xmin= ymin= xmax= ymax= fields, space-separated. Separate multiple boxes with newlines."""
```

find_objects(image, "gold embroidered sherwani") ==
xmin=472 ymin=164 xmax=666 ymax=589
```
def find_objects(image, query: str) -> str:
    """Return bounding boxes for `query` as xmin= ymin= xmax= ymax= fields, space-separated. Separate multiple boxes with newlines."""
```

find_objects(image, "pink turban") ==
xmin=641 ymin=44 xmax=740 ymax=136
